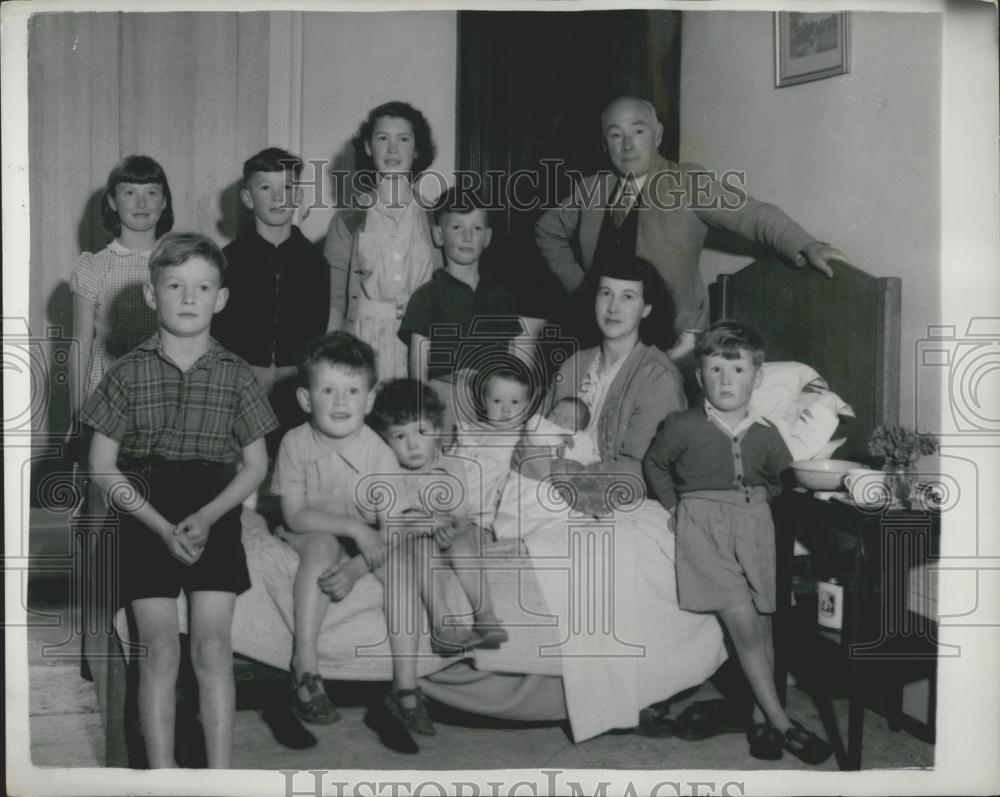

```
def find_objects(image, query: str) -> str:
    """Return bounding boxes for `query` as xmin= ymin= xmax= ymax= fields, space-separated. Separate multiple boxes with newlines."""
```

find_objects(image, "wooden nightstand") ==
xmin=772 ymin=489 xmax=941 ymax=770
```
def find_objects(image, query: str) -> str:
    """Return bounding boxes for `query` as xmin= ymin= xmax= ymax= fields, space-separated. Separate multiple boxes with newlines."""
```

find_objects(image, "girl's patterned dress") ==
xmin=70 ymin=240 xmax=158 ymax=398
xmin=328 ymin=196 xmax=438 ymax=382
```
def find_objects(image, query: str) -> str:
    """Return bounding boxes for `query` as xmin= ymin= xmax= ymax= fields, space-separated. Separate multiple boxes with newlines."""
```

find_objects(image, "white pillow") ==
xmin=752 ymin=362 xmax=855 ymax=461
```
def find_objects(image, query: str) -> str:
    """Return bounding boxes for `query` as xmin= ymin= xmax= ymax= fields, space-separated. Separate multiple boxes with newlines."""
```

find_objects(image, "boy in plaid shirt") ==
xmin=82 ymin=231 xmax=277 ymax=769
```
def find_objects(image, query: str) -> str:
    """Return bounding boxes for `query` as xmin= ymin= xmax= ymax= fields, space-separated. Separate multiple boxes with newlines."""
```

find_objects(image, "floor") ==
xmin=25 ymin=575 xmax=935 ymax=772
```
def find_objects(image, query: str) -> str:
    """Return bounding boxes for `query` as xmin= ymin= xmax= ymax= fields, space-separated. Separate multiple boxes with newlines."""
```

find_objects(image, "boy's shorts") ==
xmin=114 ymin=458 xmax=251 ymax=603
xmin=674 ymin=488 xmax=776 ymax=614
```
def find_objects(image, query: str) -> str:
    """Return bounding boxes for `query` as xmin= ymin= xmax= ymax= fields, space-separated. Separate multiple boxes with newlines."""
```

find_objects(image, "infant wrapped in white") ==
xmin=524 ymin=413 xmax=601 ymax=466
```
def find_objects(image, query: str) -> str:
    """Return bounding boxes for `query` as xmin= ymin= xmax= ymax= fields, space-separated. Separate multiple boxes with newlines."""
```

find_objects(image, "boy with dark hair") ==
xmin=212 ymin=146 xmax=330 ymax=441
xmin=643 ymin=319 xmax=832 ymax=764
xmin=368 ymin=378 xmax=507 ymax=738
xmin=399 ymin=187 xmax=525 ymax=442
xmin=82 ymin=230 xmax=278 ymax=768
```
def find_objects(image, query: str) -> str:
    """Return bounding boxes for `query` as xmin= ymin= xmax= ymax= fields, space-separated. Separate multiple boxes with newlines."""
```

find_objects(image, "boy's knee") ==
xmin=141 ymin=634 xmax=182 ymax=672
xmin=720 ymin=604 xmax=767 ymax=646
xmin=300 ymin=532 xmax=343 ymax=562
xmin=190 ymin=631 xmax=233 ymax=674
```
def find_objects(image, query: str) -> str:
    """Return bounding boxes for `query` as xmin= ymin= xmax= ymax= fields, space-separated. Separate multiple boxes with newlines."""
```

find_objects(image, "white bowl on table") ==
xmin=791 ymin=459 xmax=864 ymax=492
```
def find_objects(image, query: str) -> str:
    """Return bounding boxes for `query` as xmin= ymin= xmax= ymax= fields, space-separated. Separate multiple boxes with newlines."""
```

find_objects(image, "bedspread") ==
xmin=492 ymin=470 xmax=728 ymax=740
xmin=117 ymin=494 xmax=727 ymax=742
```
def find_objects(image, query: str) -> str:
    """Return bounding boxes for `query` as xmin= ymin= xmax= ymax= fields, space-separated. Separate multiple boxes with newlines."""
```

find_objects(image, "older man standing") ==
xmin=535 ymin=96 xmax=846 ymax=357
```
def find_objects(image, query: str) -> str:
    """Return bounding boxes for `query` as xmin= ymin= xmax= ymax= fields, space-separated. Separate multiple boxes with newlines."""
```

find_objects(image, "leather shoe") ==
xmin=634 ymin=701 xmax=676 ymax=738
xmin=747 ymin=723 xmax=784 ymax=760
xmin=675 ymin=699 xmax=746 ymax=741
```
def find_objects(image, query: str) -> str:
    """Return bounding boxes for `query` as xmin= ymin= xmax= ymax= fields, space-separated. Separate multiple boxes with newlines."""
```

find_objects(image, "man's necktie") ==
xmin=611 ymin=178 xmax=637 ymax=229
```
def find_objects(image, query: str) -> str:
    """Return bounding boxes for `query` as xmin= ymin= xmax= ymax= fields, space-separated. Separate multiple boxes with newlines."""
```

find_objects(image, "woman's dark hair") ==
xmin=578 ymin=255 xmax=678 ymax=351
xmin=352 ymin=101 xmax=435 ymax=178
xmin=101 ymin=155 xmax=174 ymax=239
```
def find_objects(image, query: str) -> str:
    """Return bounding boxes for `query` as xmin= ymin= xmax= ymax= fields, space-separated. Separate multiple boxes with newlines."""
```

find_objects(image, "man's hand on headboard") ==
xmin=796 ymin=241 xmax=850 ymax=278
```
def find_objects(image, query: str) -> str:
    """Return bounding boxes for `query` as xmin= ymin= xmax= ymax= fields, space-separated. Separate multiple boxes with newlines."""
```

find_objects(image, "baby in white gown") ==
xmin=526 ymin=397 xmax=601 ymax=466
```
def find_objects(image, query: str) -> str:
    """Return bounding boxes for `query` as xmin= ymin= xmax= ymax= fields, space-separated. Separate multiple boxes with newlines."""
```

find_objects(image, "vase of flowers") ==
xmin=867 ymin=425 xmax=939 ymax=507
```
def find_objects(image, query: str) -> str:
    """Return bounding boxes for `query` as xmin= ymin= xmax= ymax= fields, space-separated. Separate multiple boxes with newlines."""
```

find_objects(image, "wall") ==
xmin=680 ymin=10 xmax=942 ymax=425
xmin=277 ymin=11 xmax=457 ymax=243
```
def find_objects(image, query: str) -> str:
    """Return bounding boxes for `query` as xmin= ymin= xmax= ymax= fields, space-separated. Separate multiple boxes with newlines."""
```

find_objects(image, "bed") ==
xmin=88 ymin=257 xmax=904 ymax=767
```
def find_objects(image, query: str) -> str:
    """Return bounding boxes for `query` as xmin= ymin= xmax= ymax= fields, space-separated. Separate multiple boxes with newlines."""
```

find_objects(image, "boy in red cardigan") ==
xmin=643 ymin=320 xmax=832 ymax=765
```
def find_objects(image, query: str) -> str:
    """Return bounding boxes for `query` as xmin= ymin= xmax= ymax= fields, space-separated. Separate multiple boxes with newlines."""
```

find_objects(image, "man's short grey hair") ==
xmin=601 ymin=96 xmax=661 ymax=129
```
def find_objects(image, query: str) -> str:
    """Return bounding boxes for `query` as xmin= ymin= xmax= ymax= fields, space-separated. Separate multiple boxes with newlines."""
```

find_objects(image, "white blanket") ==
xmin=752 ymin=361 xmax=854 ymax=461
xmin=493 ymin=470 xmax=728 ymax=741
xmin=523 ymin=414 xmax=602 ymax=466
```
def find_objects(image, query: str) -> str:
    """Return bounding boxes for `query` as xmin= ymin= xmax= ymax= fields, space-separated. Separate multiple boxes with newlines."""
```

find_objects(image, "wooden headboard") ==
xmin=709 ymin=259 xmax=901 ymax=463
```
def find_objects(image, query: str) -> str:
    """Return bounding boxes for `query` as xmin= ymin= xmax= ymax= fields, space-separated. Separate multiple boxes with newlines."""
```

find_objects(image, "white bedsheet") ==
xmin=493 ymin=470 xmax=728 ymax=741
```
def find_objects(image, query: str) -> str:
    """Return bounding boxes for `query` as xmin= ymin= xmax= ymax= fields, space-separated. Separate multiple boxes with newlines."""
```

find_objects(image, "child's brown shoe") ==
xmin=384 ymin=687 xmax=436 ymax=736
xmin=289 ymin=669 xmax=340 ymax=725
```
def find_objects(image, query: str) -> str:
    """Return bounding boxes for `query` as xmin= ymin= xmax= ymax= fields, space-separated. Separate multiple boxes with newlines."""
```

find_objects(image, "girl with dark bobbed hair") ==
xmin=71 ymin=154 xmax=175 ymax=412
xmin=325 ymin=102 xmax=441 ymax=380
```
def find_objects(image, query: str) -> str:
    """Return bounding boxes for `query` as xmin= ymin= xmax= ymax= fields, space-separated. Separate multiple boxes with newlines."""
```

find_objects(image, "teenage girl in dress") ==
xmin=325 ymin=101 xmax=440 ymax=381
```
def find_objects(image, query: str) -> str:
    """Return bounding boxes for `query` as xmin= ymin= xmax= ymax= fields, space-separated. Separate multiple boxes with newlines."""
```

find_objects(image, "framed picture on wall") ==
xmin=774 ymin=11 xmax=850 ymax=88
